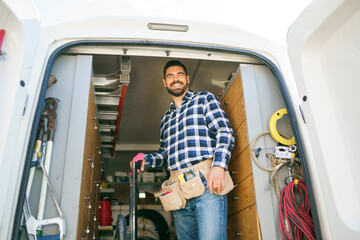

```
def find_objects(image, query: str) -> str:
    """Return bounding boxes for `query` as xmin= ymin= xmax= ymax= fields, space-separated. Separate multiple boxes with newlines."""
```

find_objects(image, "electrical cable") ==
xmin=251 ymin=129 xmax=315 ymax=239
xmin=279 ymin=180 xmax=315 ymax=240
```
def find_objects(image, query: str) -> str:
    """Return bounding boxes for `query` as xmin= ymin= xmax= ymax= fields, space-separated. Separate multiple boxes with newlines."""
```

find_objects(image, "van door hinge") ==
xmin=299 ymin=104 xmax=306 ymax=124
xmin=23 ymin=94 xmax=29 ymax=116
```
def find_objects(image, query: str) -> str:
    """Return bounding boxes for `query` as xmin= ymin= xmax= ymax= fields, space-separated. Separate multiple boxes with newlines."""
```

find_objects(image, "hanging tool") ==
xmin=37 ymin=98 xmax=59 ymax=234
xmin=24 ymin=97 xmax=65 ymax=239
xmin=27 ymin=75 xmax=59 ymax=193
xmin=26 ymin=120 xmax=45 ymax=197
xmin=269 ymin=108 xmax=296 ymax=146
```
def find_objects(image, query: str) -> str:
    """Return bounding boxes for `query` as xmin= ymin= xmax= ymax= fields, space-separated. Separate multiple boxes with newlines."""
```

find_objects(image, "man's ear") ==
xmin=187 ymin=75 xmax=190 ymax=84
xmin=163 ymin=78 xmax=167 ymax=88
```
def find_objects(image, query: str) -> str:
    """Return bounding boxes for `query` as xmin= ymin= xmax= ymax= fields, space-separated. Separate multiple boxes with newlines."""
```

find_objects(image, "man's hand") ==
xmin=129 ymin=159 xmax=145 ymax=174
xmin=130 ymin=153 xmax=146 ymax=174
xmin=207 ymin=166 xmax=225 ymax=194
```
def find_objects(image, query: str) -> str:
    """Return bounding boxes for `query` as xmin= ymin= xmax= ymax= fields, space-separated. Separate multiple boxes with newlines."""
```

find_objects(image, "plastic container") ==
xmin=114 ymin=172 xmax=128 ymax=183
xmin=99 ymin=200 xmax=112 ymax=226
xmin=106 ymin=175 xmax=114 ymax=183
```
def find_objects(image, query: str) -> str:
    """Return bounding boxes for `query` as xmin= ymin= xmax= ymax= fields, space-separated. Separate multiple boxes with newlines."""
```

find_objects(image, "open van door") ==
xmin=0 ymin=0 xmax=40 ymax=239
xmin=287 ymin=0 xmax=360 ymax=238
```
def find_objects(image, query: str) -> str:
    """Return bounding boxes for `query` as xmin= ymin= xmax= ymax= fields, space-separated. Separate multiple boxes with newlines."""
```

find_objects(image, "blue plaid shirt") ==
xmin=144 ymin=90 xmax=235 ymax=171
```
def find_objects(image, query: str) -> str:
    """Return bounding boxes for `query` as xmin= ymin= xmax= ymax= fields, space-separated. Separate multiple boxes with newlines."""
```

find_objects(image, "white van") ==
xmin=1 ymin=0 xmax=359 ymax=239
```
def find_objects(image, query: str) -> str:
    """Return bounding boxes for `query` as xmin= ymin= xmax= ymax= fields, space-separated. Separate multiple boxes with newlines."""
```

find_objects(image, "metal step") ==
xmin=99 ymin=124 xmax=116 ymax=132
xmin=96 ymin=96 xmax=120 ymax=106
xmin=98 ymin=111 xmax=118 ymax=121
xmin=94 ymin=56 xmax=131 ymax=159
xmin=100 ymin=135 xmax=115 ymax=142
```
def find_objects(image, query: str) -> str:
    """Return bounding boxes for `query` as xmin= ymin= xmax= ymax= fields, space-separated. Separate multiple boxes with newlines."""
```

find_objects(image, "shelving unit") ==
xmin=105 ymin=182 xmax=162 ymax=194
xmin=100 ymin=188 xmax=115 ymax=198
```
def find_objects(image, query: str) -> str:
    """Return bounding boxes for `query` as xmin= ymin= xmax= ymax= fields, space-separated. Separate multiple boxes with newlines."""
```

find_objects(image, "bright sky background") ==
xmin=35 ymin=0 xmax=313 ymax=46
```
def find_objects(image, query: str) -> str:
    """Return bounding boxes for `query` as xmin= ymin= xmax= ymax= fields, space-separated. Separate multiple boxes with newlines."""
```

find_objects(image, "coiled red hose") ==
xmin=279 ymin=180 xmax=315 ymax=240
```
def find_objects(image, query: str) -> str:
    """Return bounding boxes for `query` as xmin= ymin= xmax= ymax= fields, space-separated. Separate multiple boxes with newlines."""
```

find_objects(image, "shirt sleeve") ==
xmin=144 ymin=116 xmax=167 ymax=168
xmin=144 ymin=139 xmax=166 ymax=168
xmin=204 ymin=92 xmax=235 ymax=169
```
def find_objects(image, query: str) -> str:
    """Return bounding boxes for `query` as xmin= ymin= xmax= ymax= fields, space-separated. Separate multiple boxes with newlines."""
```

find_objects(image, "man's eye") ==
xmin=178 ymin=73 xmax=184 ymax=76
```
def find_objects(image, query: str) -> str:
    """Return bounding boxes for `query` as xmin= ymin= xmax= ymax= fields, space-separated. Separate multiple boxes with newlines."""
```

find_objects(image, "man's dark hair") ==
xmin=163 ymin=60 xmax=188 ymax=78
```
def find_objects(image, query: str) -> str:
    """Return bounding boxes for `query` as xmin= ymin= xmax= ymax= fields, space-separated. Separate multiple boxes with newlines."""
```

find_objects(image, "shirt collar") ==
xmin=169 ymin=90 xmax=194 ymax=111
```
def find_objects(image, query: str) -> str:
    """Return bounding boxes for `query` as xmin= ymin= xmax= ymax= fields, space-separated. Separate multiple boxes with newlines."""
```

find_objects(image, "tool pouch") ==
xmin=158 ymin=180 xmax=186 ymax=212
xmin=156 ymin=159 xmax=235 ymax=211
xmin=179 ymin=174 xmax=206 ymax=199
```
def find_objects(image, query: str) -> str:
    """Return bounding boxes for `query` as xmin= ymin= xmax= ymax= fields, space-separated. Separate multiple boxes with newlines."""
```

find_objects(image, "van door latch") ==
xmin=299 ymin=104 xmax=306 ymax=124
xmin=23 ymin=94 xmax=29 ymax=116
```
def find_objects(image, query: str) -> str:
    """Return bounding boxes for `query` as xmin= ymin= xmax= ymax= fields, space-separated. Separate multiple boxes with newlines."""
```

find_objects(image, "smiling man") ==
xmin=131 ymin=60 xmax=235 ymax=240
xmin=163 ymin=63 xmax=189 ymax=98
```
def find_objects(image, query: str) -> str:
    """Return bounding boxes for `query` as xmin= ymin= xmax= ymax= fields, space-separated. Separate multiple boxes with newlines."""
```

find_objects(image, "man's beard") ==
xmin=166 ymin=81 xmax=189 ymax=97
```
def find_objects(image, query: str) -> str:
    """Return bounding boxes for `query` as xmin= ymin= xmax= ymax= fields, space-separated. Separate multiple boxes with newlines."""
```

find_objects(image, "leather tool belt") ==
xmin=155 ymin=159 xmax=234 ymax=212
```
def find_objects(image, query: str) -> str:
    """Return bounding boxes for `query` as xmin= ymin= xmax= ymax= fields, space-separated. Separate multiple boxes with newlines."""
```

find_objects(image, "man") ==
xmin=131 ymin=60 xmax=235 ymax=240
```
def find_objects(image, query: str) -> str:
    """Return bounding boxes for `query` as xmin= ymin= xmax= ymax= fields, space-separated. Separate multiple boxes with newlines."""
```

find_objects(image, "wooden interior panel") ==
xmin=231 ymin=121 xmax=249 ymax=159
xmin=227 ymin=93 xmax=246 ymax=132
xmin=227 ymin=204 xmax=260 ymax=240
xmin=77 ymin=82 xmax=101 ymax=239
xmin=227 ymin=174 xmax=256 ymax=216
xmin=222 ymin=69 xmax=261 ymax=239
xmin=228 ymin=147 xmax=252 ymax=184
xmin=221 ymin=73 xmax=243 ymax=113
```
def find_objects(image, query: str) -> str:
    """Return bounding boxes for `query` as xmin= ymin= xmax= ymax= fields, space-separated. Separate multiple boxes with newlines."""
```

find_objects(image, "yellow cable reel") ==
xmin=269 ymin=108 xmax=296 ymax=146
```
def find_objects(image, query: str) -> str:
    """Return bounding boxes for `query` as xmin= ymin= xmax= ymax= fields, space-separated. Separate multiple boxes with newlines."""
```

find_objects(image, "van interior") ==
xmin=22 ymin=43 xmax=307 ymax=240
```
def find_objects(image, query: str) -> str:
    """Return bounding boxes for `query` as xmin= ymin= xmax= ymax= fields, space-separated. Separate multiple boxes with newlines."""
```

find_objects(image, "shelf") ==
xmin=108 ymin=182 xmax=162 ymax=185
xmin=100 ymin=188 xmax=115 ymax=193
xmin=100 ymin=188 xmax=115 ymax=197
xmin=107 ymin=182 xmax=162 ymax=194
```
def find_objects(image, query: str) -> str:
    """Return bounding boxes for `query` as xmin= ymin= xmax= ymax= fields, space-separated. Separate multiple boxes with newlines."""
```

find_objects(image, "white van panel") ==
xmin=288 ymin=0 xmax=360 ymax=238
xmin=0 ymin=1 xmax=40 ymax=238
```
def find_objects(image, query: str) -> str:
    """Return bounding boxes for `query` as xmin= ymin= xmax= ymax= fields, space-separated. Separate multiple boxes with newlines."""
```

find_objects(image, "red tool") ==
xmin=0 ymin=30 xmax=5 ymax=56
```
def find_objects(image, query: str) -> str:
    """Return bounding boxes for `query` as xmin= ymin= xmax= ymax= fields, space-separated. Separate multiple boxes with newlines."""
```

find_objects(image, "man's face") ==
xmin=163 ymin=66 xmax=190 ymax=97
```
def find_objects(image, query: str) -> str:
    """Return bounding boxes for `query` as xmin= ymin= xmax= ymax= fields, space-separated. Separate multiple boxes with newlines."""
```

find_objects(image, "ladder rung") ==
xmin=95 ymin=96 xmax=120 ymax=106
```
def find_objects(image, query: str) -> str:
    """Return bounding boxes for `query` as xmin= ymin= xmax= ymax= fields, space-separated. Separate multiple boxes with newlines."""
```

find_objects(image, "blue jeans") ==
xmin=173 ymin=177 xmax=228 ymax=240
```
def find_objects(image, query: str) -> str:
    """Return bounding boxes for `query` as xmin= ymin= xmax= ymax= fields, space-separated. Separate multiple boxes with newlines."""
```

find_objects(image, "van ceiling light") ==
xmin=148 ymin=23 xmax=189 ymax=32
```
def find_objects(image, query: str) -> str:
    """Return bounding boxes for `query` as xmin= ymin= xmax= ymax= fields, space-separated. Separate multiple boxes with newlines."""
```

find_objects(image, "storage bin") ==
xmin=114 ymin=172 xmax=128 ymax=183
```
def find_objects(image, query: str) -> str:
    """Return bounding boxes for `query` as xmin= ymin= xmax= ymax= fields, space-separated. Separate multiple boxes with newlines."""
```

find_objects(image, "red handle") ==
xmin=0 ymin=30 xmax=5 ymax=53
xmin=133 ymin=153 xmax=144 ymax=163
xmin=129 ymin=153 xmax=144 ymax=176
